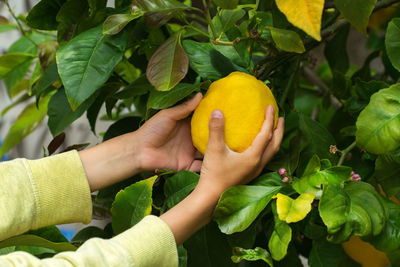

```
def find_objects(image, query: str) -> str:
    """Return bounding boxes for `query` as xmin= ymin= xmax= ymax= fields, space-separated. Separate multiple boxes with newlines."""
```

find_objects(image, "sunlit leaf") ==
xmin=275 ymin=193 xmax=315 ymax=223
xmin=375 ymin=154 xmax=400 ymax=197
xmin=164 ymin=170 xmax=199 ymax=209
xmin=56 ymin=25 xmax=128 ymax=110
xmin=214 ymin=185 xmax=281 ymax=234
xmin=356 ymin=84 xmax=400 ymax=154
xmin=0 ymin=97 xmax=50 ymax=157
xmin=147 ymin=83 xmax=199 ymax=110
xmin=275 ymin=0 xmax=324 ymax=41
xmin=111 ymin=176 xmax=157 ymax=234
xmin=146 ymin=32 xmax=188 ymax=91
xmin=231 ymin=247 xmax=273 ymax=266
xmin=268 ymin=202 xmax=292 ymax=261
xmin=269 ymin=27 xmax=305 ymax=53
xmin=334 ymin=0 xmax=376 ymax=35
xmin=385 ymin=18 xmax=400 ymax=72
xmin=0 ymin=53 xmax=34 ymax=80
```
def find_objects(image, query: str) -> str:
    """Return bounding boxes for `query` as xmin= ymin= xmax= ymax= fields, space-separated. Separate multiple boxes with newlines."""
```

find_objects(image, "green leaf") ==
xmin=178 ymin=245 xmax=188 ymax=267
xmin=298 ymin=113 xmax=337 ymax=164
xmin=213 ymin=0 xmax=239 ymax=9
xmin=275 ymin=0 xmax=324 ymax=40
xmin=184 ymin=222 xmax=236 ymax=267
xmin=146 ymin=32 xmax=188 ymax=91
xmin=334 ymin=0 xmax=376 ymax=35
xmin=385 ymin=18 xmax=400 ymax=72
xmin=308 ymin=239 xmax=345 ymax=267
xmin=26 ymin=0 xmax=66 ymax=30
xmin=356 ymin=84 xmax=400 ymax=154
xmin=131 ymin=0 xmax=193 ymax=28
xmin=293 ymin=155 xmax=352 ymax=194
xmin=213 ymin=185 xmax=281 ymax=234
xmin=0 ymin=97 xmax=49 ymax=157
xmin=36 ymin=62 xmax=59 ymax=102
xmin=182 ymin=40 xmax=246 ymax=81
xmin=375 ymin=155 xmax=400 ymax=197
xmin=147 ymin=83 xmax=199 ymax=110
xmin=111 ymin=176 xmax=157 ymax=234
xmin=71 ymin=226 xmax=107 ymax=245
xmin=0 ymin=24 xmax=17 ymax=33
xmin=0 ymin=235 xmax=76 ymax=252
xmin=268 ymin=202 xmax=292 ymax=261
xmin=47 ymin=87 xmax=98 ymax=136
xmin=164 ymin=170 xmax=199 ymax=209
xmin=0 ymin=53 xmax=35 ymax=80
xmin=319 ymin=183 xmax=388 ymax=243
xmin=56 ymin=25 xmax=128 ymax=110
xmin=269 ymin=27 xmax=305 ymax=53
xmin=114 ymin=75 xmax=153 ymax=99
xmin=324 ymin=24 xmax=350 ymax=74
xmin=220 ymin=8 xmax=246 ymax=33
xmin=275 ymin=193 xmax=315 ymax=223
xmin=364 ymin=198 xmax=400 ymax=254
xmin=103 ymin=13 xmax=144 ymax=35
xmin=231 ymin=247 xmax=273 ymax=266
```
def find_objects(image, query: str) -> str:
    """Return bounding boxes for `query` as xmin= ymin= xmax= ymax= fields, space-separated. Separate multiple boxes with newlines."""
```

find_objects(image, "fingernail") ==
xmin=211 ymin=110 xmax=223 ymax=118
xmin=269 ymin=105 xmax=274 ymax=115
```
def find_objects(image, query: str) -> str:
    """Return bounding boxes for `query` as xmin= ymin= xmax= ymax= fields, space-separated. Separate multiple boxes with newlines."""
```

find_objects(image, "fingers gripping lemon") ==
xmin=191 ymin=72 xmax=279 ymax=155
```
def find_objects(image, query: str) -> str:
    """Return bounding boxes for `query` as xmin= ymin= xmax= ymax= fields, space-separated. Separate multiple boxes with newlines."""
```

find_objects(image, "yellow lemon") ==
xmin=191 ymin=71 xmax=279 ymax=155
xmin=342 ymin=236 xmax=390 ymax=267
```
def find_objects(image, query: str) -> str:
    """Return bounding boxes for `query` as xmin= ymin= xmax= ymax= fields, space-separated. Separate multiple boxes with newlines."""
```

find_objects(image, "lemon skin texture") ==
xmin=191 ymin=71 xmax=279 ymax=155
xmin=342 ymin=236 xmax=390 ymax=267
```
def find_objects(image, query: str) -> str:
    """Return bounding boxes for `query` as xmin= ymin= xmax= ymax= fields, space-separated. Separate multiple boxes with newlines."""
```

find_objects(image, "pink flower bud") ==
xmin=278 ymin=168 xmax=287 ymax=176
xmin=352 ymin=173 xmax=360 ymax=179
xmin=353 ymin=177 xmax=361 ymax=182
xmin=282 ymin=176 xmax=289 ymax=183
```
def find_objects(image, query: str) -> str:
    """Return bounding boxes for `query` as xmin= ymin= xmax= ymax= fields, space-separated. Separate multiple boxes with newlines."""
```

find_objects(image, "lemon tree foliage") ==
xmin=1 ymin=0 xmax=400 ymax=265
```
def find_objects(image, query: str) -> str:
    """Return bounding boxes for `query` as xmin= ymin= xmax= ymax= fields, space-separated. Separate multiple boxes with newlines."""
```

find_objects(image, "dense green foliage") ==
xmin=1 ymin=0 xmax=400 ymax=266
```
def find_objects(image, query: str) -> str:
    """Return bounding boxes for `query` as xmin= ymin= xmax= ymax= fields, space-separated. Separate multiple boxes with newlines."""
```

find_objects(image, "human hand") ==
xmin=197 ymin=106 xmax=285 ymax=198
xmin=135 ymin=93 xmax=203 ymax=173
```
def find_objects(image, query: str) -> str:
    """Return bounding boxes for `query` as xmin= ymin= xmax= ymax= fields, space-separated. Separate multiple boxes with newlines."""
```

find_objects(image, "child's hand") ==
xmin=197 ymin=106 xmax=285 ymax=198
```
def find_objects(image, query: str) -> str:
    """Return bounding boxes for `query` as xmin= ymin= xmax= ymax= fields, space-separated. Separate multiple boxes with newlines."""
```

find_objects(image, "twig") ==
xmin=4 ymin=0 xmax=37 ymax=46
xmin=337 ymin=141 xmax=357 ymax=166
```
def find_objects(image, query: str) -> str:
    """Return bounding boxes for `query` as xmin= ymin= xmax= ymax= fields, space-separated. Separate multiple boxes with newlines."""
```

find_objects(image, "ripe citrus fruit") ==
xmin=342 ymin=236 xmax=389 ymax=267
xmin=191 ymin=71 xmax=279 ymax=155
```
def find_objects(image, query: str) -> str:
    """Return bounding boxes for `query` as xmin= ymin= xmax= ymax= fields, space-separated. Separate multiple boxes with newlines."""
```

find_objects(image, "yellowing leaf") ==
xmin=275 ymin=0 xmax=324 ymax=41
xmin=275 ymin=193 xmax=315 ymax=223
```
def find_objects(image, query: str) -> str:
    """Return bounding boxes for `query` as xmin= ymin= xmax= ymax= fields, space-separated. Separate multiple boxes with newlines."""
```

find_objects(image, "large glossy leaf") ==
xmin=334 ymin=0 xmax=376 ymax=35
xmin=47 ymin=87 xmax=98 ymax=136
xmin=0 ymin=235 xmax=76 ymax=252
xmin=26 ymin=0 xmax=66 ymax=30
xmin=147 ymin=83 xmax=199 ymax=110
xmin=231 ymin=247 xmax=273 ymax=266
xmin=268 ymin=202 xmax=292 ymax=261
xmin=56 ymin=25 xmax=128 ymax=110
xmin=182 ymin=40 xmax=246 ymax=81
xmin=131 ymin=0 xmax=192 ymax=28
xmin=275 ymin=193 xmax=315 ymax=223
xmin=356 ymin=84 xmax=400 ymax=154
xmin=146 ymin=33 xmax=189 ymax=91
xmin=324 ymin=24 xmax=350 ymax=74
xmin=364 ymin=198 xmax=400 ymax=255
xmin=219 ymin=9 xmax=246 ymax=33
xmin=164 ymin=170 xmax=199 ymax=209
xmin=269 ymin=27 xmax=305 ymax=53
xmin=375 ymin=154 xmax=400 ymax=197
xmin=275 ymin=0 xmax=324 ymax=41
xmin=319 ymin=183 xmax=388 ymax=243
xmin=184 ymin=222 xmax=235 ymax=267
xmin=385 ymin=18 xmax=400 ymax=72
xmin=36 ymin=62 xmax=59 ymax=104
xmin=111 ymin=176 xmax=157 ymax=234
xmin=0 ymin=97 xmax=49 ymax=157
xmin=213 ymin=185 xmax=281 ymax=234
xmin=293 ymin=155 xmax=352 ymax=194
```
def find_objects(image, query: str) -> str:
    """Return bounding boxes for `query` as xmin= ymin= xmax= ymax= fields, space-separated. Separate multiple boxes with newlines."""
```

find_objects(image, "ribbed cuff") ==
xmin=112 ymin=215 xmax=178 ymax=267
xmin=26 ymin=150 xmax=92 ymax=229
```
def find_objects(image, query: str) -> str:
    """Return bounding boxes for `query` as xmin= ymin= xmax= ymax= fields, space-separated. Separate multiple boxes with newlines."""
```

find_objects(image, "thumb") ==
xmin=207 ymin=109 xmax=226 ymax=153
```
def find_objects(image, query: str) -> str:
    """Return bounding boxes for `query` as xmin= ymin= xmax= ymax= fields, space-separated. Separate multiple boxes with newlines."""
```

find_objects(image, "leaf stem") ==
xmin=4 ymin=0 xmax=37 ymax=46
xmin=337 ymin=141 xmax=357 ymax=166
xmin=201 ymin=0 xmax=218 ymax=40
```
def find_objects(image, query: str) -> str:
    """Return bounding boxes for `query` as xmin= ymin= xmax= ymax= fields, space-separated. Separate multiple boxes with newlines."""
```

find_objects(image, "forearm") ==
xmin=79 ymin=133 xmax=142 ymax=191
xmin=160 ymin=179 xmax=222 ymax=245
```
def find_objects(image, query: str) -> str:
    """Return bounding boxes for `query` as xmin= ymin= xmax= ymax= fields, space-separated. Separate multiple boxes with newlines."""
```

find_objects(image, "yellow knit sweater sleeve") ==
xmin=0 ymin=151 xmax=178 ymax=267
